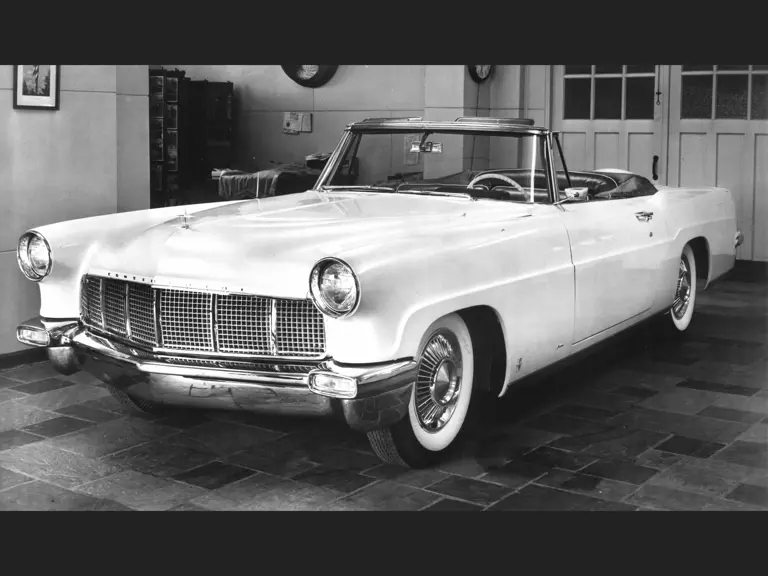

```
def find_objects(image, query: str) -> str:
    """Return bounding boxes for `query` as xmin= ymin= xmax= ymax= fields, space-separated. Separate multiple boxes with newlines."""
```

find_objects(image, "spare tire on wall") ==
xmin=281 ymin=65 xmax=339 ymax=88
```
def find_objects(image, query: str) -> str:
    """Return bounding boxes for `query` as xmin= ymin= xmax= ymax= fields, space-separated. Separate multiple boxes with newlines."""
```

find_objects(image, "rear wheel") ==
xmin=657 ymin=244 xmax=697 ymax=337
xmin=367 ymin=313 xmax=476 ymax=468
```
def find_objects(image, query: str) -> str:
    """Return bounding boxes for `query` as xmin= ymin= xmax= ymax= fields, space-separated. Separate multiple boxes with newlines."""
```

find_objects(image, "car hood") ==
xmin=88 ymin=190 xmax=535 ymax=298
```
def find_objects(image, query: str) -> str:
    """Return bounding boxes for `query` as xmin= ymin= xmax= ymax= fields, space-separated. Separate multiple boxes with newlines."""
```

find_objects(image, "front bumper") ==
xmin=16 ymin=317 xmax=416 ymax=432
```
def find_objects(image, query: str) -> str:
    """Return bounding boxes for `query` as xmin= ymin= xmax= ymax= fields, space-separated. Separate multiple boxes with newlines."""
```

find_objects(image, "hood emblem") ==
xmin=179 ymin=210 xmax=193 ymax=230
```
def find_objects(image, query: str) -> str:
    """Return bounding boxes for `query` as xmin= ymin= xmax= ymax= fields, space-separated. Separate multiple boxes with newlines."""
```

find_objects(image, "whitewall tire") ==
xmin=669 ymin=244 xmax=697 ymax=332
xmin=367 ymin=313 xmax=476 ymax=468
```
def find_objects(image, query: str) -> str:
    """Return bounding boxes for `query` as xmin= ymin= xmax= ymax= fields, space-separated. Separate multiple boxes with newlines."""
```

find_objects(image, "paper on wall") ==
xmin=284 ymin=112 xmax=301 ymax=134
xmin=283 ymin=112 xmax=313 ymax=134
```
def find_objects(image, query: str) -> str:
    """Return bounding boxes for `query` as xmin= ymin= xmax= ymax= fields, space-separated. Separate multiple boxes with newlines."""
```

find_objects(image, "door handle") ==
xmin=652 ymin=155 xmax=659 ymax=181
xmin=635 ymin=211 xmax=654 ymax=222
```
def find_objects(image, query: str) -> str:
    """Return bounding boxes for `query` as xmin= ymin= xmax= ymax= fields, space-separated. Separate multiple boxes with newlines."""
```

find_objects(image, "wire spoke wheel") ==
xmin=414 ymin=330 xmax=463 ymax=432
xmin=672 ymin=256 xmax=692 ymax=320
xmin=366 ymin=313 xmax=476 ymax=468
xmin=662 ymin=243 xmax=697 ymax=335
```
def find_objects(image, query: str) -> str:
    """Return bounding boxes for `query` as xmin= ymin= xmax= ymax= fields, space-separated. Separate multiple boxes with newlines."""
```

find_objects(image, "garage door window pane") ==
xmin=751 ymin=75 xmax=768 ymax=119
xmin=753 ymin=65 xmax=768 ymax=71
xmin=715 ymin=74 xmax=748 ymax=119
xmin=595 ymin=65 xmax=622 ymax=74
xmin=564 ymin=78 xmax=591 ymax=119
xmin=683 ymin=64 xmax=713 ymax=71
xmin=682 ymin=75 xmax=713 ymax=118
xmin=626 ymin=65 xmax=655 ymax=74
xmin=594 ymin=78 xmax=622 ymax=119
xmin=717 ymin=65 xmax=749 ymax=70
xmin=625 ymin=77 xmax=655 ymax=119
xmin=565 ymin=65 xmax=591 ymax=75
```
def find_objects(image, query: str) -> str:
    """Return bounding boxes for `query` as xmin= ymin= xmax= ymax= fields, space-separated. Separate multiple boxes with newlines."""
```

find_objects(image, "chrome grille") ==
xmin=127 ymin=283 xmax=156 ymax=346
xmin=159 ymin=356 xmax=319 ymax=373
xmin=80 ymin=275 xmax=326 ymax=358
xmin=103 ymin=281 xmax=127 ymax=336
xmin=160 ymin=289 xmax=214 ymax=352
xmin=81 ymin=277 xmax=103 ymax=326
xmin=217 ymin=295 xmax=273 ymax=354
xmin=276 ymin=299 xmax=326 ymax=357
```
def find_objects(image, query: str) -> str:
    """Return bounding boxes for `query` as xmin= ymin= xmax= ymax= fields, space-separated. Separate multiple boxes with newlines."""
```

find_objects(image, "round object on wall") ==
xmin=468 ymin=65 xmax=495 ymax=84
xmin=281 ymin=65 xmax=339 ymax=88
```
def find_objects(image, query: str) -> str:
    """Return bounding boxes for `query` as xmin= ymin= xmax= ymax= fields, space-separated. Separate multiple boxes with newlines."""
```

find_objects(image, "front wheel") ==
xmin=367 ymin=313 xmax=475 ymax=468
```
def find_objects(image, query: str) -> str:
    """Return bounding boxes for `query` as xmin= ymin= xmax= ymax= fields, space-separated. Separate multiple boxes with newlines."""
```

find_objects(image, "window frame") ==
xmin=562 ymin=65 xmax=658 ymax=121
xmin=680 ymin=65 xmax=768 ymax=120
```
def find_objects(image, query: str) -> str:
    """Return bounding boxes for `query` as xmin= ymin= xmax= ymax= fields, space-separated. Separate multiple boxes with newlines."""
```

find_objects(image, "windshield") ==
xmin=318 ymin=129 xmax=553 ymax=204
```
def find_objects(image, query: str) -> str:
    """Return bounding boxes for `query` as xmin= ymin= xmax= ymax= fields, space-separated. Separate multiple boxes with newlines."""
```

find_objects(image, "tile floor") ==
xmin=0 ymin=276 xmax=766 ymax=511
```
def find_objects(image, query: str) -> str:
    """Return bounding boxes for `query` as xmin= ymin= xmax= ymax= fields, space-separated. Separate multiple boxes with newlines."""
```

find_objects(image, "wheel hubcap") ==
xmin=673 ymin=257 xmax=692 ymax=320
xmin=415 ymin=331 xmax=463 ymax=432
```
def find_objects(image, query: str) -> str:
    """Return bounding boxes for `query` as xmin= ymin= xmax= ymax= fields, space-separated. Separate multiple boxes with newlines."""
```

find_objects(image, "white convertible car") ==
xmin=16 ymin=117 xmax=742 ymax=468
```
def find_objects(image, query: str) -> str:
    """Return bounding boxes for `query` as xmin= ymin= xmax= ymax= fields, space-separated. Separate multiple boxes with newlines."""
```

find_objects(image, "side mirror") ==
xmin=564 ymin=187 xmax=589 ymax=201
xmin=553 ymin=187 xmax=589 ymax=206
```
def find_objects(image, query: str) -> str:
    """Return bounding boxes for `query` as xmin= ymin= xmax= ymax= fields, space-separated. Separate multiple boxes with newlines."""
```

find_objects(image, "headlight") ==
xmin=309 ymin=258 xmax=360 ymax=318
xmin=17 ymin=231 xmax=52 ymax=281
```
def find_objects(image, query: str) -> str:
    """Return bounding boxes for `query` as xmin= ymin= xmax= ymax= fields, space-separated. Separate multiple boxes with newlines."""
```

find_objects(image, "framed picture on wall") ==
xmin=13 ymin=65 xmax=60 ymax=110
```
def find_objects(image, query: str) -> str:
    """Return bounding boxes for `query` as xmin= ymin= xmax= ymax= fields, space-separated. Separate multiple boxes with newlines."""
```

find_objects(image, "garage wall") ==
xmin=168 ymin=65 xmax=426 ymax=173
xmin=0 ymin=65 xmax=149 ymax=356
xmin=117 ymin=66 xmax=151 ymax=213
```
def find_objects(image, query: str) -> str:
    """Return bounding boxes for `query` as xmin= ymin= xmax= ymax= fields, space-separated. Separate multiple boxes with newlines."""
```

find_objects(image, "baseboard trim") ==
xmin=0 ymin=348 xmax=46 ymax=371
xmin=732 ymin=260 xmax=768 ymax=282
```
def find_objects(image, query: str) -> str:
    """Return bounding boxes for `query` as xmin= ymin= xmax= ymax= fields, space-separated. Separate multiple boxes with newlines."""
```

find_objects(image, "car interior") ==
xmin=378 ymin=168 xmax=659 ymax=204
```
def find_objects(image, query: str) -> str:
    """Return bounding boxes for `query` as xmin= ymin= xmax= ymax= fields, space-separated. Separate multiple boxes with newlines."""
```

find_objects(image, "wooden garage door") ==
xmin=666 ymin=65 xmax=768 ymax=261
xmin=552 ymin=65 xmax=663 ymax=182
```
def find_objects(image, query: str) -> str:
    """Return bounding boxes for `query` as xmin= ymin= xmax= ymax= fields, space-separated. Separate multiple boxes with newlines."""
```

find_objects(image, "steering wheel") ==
xmin=468 ymin=173 xmax=525 ymax=191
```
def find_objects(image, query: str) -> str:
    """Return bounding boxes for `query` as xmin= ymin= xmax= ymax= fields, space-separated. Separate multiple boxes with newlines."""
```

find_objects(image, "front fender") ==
xmin=326 ymin=209 xmax=575 ymax=385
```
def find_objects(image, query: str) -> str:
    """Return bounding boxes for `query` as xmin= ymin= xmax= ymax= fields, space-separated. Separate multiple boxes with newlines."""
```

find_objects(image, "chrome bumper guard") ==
xmin=16 ymin=317 xmax=416 ymax=432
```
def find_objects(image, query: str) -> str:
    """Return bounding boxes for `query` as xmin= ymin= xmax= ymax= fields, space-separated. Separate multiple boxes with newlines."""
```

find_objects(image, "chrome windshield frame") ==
xmin=315 ymin=125 xmax=557 ymax=203
xmin=314 ymin=129 xmax=354 ymax=191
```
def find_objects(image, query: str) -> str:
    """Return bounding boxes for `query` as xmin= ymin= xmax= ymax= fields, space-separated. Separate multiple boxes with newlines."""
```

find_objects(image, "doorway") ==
xmin=552 ymin=64 xmax=768 ymax=261
xmin=552 ymin=65 xmax=663 ymax=183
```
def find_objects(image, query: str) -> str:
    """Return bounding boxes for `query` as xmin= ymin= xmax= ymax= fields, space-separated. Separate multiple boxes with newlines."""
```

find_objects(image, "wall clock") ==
xmin=468 ymin=65 xmax=495 ymax=84
xmin=281 ymin=65 xmax=339 ymax=88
